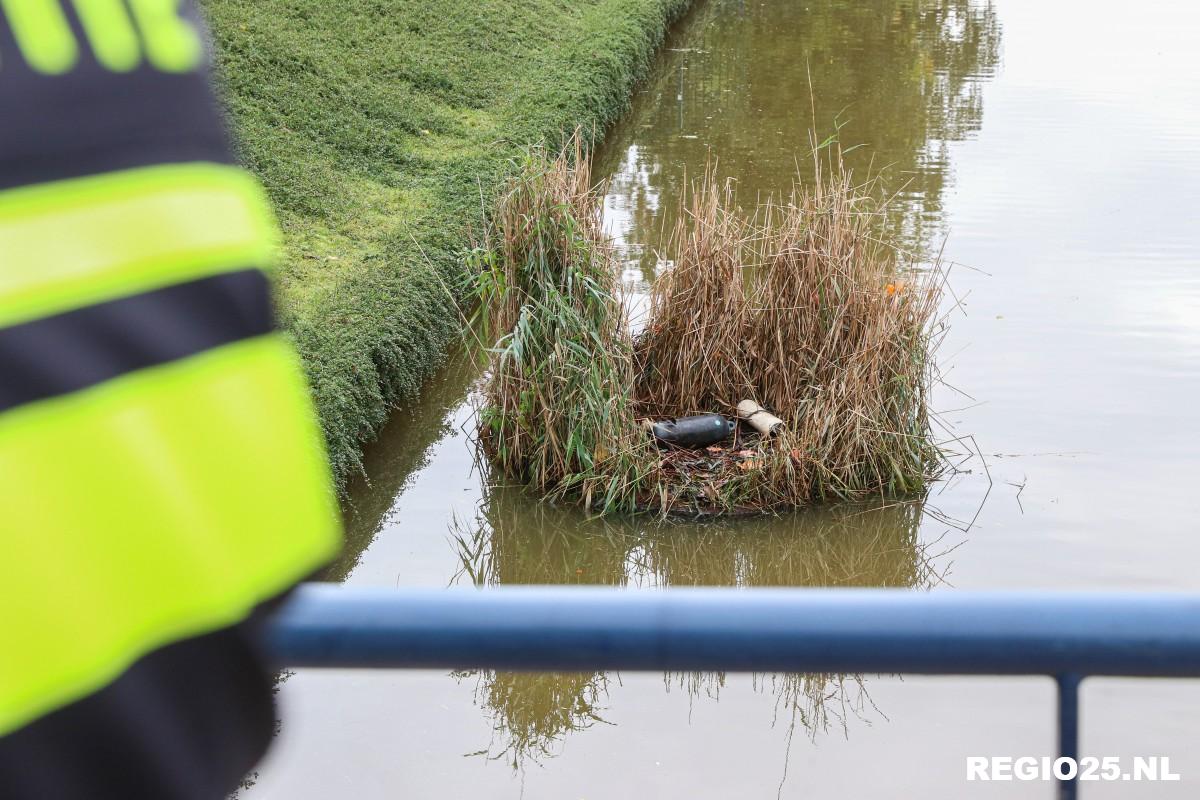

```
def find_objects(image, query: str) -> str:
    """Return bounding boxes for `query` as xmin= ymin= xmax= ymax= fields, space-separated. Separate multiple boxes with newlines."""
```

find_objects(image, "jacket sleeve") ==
xmin=0 ymin=3 xmax=340 ymax=798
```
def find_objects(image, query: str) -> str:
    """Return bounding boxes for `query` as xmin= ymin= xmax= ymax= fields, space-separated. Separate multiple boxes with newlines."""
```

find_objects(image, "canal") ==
xmin=249 ymin=0 xmax=1200 ymax=796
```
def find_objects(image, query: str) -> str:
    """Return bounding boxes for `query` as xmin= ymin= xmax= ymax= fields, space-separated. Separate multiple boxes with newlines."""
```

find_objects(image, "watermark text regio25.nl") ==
xmin=967 ymin=756 xmax=1179 ymax=782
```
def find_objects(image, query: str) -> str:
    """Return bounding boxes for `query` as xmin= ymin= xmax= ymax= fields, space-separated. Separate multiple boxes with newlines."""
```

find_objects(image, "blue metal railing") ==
xmin=268 ymin=585 xmax=1200 ymax=799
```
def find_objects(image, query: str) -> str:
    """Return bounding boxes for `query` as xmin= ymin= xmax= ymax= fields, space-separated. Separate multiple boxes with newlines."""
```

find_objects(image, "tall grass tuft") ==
xmin=474 ymin=137 xmax=946 ymax=515
xmin=471 ymin=133 xmax=659 ymax=513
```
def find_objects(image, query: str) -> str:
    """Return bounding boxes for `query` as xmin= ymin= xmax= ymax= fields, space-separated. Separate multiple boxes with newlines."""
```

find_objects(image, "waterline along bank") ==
xmin=203 ymin=0 xmax=693 ymax=488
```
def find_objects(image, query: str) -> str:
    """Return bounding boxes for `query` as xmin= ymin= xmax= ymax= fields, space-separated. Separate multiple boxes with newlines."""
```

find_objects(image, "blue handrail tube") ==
xmin=267 ymin=586 xmax=1200 ymax=676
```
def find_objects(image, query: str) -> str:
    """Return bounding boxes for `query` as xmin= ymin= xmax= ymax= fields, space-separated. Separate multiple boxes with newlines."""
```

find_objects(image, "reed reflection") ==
xmin=451 ymin=483 xmax=944 ymax=768
xmin=598 ymin=0 xmax=1002 ymax=274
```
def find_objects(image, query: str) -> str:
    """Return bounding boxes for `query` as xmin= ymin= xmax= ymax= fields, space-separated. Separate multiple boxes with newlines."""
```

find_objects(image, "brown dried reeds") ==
xmin=473 ymin=137 xmax=946 ymax=516
xmin=634 ymin=168 xmax=753 ymax=415
xmin=632 ymin=158 xmax=944 ymax=510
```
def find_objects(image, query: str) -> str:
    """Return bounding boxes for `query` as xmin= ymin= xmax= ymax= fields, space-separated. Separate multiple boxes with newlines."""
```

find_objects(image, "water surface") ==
xmin=249 ymin=0 xmax=1200 ymax=796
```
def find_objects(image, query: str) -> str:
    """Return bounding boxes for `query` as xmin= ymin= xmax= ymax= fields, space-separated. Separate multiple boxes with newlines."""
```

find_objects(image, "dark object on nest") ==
xmin=643 ymin=414 xmax=736 ymax=448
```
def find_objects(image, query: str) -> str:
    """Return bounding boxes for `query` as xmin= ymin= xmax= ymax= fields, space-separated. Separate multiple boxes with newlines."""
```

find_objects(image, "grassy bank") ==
xmin=202 ymin=0 xmax=691 ymax=487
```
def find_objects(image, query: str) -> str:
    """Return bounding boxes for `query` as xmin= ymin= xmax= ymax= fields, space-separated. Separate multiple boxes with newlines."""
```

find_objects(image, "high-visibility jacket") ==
xmin=0 ymin=2 xmax=341 ymax=796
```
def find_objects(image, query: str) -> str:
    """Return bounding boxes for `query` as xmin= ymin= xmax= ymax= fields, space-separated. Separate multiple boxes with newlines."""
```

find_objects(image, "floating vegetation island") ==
xmin=469 ymin=135 xmax=947 ymax=517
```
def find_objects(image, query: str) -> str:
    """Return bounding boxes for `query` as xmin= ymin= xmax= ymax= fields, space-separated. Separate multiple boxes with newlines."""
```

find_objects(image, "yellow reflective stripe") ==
xmin=127 ymin=0 xmax=203 ymax=73
xmin=0 ymin=335 xmax=339 ymax=736
xmin=0 ymin=164 xmax=277 ymax=329
xmin=0 ymin=0 xmax=79 ymax=73
xmin=71 ymin=0 xmax=142 ymax=72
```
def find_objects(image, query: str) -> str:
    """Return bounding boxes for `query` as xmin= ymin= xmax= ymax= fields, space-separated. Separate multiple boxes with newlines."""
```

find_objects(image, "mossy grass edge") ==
xmin=203 ymin=0 xmax=693 ymax=488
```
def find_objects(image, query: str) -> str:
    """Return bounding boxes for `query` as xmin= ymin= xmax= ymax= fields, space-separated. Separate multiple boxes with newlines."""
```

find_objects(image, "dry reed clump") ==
xmin=633 ymin=159 xmax=944 ymax=511
xmin=473 ymin=139 xmax=945 ymax=516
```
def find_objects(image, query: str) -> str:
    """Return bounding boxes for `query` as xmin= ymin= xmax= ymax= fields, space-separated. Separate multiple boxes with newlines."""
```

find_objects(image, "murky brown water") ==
xmin=250 ymin=0 xmax=1200 ymax=796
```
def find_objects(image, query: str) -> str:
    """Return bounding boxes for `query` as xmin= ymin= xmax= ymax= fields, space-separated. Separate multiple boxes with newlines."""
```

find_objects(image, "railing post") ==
xmin=1056 ymin=673 xmax=1081 ymax=800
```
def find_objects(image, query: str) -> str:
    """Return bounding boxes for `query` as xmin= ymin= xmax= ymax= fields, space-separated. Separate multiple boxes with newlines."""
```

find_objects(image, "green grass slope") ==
xmin=203 ymin=0 xmax=690 ymax=488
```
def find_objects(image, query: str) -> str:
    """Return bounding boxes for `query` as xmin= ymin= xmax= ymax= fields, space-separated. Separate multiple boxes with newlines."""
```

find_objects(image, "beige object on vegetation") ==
xmin=737 ymin=400 xmax=784 ymax=437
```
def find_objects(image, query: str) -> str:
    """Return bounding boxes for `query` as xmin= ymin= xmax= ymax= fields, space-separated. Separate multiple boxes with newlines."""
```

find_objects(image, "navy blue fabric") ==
xmin=0 ymin=604 xmax=283 ymax=800
xmin=0 ymin=269 xmax=273 ymax=413
xmin=0 ymin=1 xmax=232 ymax=189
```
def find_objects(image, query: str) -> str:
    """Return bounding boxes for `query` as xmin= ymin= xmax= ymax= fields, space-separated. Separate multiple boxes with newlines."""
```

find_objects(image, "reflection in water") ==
xmin=457 ymin=670 xmax=613 ymax=770
xmin=453 ymin=486 xmax=938 ymax=589
xmin=450 ymin=484 xmax=945 ymax=769
xmin=331 ymin=348 xmax=482 ymax=582
xmin=598 ymin=0 xmax=1001 ymax=289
